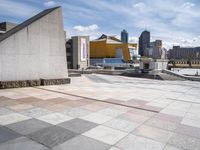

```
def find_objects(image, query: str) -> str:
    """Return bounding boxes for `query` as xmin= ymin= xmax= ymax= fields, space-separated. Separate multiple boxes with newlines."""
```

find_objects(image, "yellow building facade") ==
xmin=90 ymin=35 xmax=137 ymax=62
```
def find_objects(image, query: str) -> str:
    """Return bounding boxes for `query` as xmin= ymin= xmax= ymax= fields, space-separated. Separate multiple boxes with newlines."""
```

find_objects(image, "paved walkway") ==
xmin=0 ymin=74 xmax=200 ymax=150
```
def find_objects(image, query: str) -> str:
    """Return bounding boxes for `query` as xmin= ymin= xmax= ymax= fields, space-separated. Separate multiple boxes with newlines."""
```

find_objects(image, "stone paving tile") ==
xmin=0 ymin=107 xmax=14 ymax=115
xmin=7 ymin=119 xmax=51 ymax=135
xmin=181 ymin=117 xmax=200 ymax=128
xmin=20 ymin=107 xmax=53 ymax=118
xmin=57 ymin=118 xmax=98 ymax=134
xmin=15 ymin=97 xmax=41 ymax=104
xmin=37 ymin=113 xmax=73 ymax=125
xmin=111 ymin=105 xmax=134 ymax=112
xmin=129 ymin=108 xmax=157 ymax=117
xmin=83 ymin=125 xmax=128 ymax=145
xmin=104 ymin=118 xmax=139 ymax=133
xmin=133 ymin=125 xmax=174 ymax=144
xmin=46 ymin=104 xmax=72 ymax=112
xmin=31 ymin=100 xmax=56 ymax=108
xmin=7 ymin=104 xmax=34 ymax=111
xmin=0 ymin=126 xmax=20 ymax=144
xmin=80 ymin=103 xmax=106 ymax=112
xmin=154 ymin=113 xmax=183 ymax=124
xmin=97 ymin=108 xmax=125 ymax=117
xmin=116 ymin=134 xmax=165 ymax=150
xmin=164 ymin=145 xmax=183 ymax=150
xmin=0 ymin=99 xmax=20 ymax=107
xmin=53 ymin=135 xmax=110 ymax=150
xmin=80 ymin=112 xmax=113 ymax=124
xmin=62 ymin=100 xmax=89 ymax=107
xmin=44 ymin=97 xmax=69 ymax=104
xmin=168 ymin=133 xmax=200 ymax=150
xmin=27 ymin=126 xmax=77 ymax=148
xmin=62 ymin=107 xmax=92 ymax=117
xmin=175 ymin=124 xmax=200 ymax=139
xmin=121 ymin=100 xmax=142 ymax=107
xmin=118 ymin=112 xmax=150 ymax=124
xmin=0 ymin=113 xmax=30 ymax=125
xmin=145 ymin=117 xmax=179 ymax=131
xmin=108 ymin=147 xmax=122 ymax=150
xmin=0 ymin=137 xmax=49 ymax=150
xmin=161 ymin=108 xmax=186 ymax=117
xmin=139 ymin=105 xmax=163 ymax=112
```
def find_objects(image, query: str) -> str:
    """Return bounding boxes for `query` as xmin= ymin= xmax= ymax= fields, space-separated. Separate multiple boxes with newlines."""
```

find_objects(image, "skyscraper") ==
xmin=139 ymin=30 xmax=150 ymax=56
xmin=121 ymin=29 xmax=128 ymax=43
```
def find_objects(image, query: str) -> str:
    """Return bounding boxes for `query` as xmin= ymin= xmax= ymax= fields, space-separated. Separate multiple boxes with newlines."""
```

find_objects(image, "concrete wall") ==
xmin=0 ymin=8 xmax=68 ymax=81
xmin=72 ymin=36 xmax=89 ymax=69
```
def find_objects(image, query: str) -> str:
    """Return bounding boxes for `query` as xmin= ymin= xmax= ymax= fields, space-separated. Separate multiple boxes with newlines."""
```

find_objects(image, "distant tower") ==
xmin=139 ymin=30 xmax=150 ymax=56
xmin=121 ymin=29 xmax=128 ymax=43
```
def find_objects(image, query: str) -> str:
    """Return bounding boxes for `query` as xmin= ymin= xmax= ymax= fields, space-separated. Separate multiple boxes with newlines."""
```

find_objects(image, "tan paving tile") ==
xmin=0 ymin=113 xmax=30 ymax=125
xmin=118 ymin=112 xmax=150 ymax=124
xmin=133 ymin=125 xmax=174 ymax=144
xmin=7 ymin=104 xmax=34 ymax=111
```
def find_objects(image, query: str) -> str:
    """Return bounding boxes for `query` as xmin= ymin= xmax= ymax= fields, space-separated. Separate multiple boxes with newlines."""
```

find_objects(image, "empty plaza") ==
xmin=0 ymin=74 xmax=200 ymax=150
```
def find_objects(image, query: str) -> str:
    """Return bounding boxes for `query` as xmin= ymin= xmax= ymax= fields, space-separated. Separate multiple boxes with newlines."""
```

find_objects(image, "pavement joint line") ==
xmin=167 ymin=98 xmax=200 ymax=104
xmin=35 ymin=87 xmax=160 ymax=113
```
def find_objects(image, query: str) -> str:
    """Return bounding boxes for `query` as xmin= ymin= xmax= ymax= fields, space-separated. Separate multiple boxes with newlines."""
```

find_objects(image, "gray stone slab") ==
xmin=0 ymin=107 xmax=13 ymax=115
xmin=175 ymin=124 xmax=200 ymax=139
xmin=0 ymin=126 xmax=20 ymax=144
xmin=53 ymin=135 xmax=111 ymax=150
xmin=20 ymin=108 xmax=52 ymax=118
xmin=0 ymin=136 xmax=49 ymax=150
xmin=57 ymin=118 xmax=98 ymax=134
xmin=168 ymin=133 xmax=200 ymax=150
xmin=7 ymin=119 xmax=52 ymax=135
xmin=27 ymin=126 xmax=77 ymax=148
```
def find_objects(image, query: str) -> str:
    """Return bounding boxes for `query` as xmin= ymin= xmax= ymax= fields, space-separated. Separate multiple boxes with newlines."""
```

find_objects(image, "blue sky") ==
xmin=0 ymin=0 xmax=200 ymax=49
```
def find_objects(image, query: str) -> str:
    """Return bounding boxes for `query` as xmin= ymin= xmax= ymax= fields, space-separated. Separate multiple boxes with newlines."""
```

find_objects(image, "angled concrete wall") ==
xmin=0 ymin=8 xmax=68 ymax=81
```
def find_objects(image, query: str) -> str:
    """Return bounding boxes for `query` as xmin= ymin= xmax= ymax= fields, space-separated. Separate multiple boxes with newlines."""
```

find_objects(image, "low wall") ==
xmin=0 ymin=78 xmax=70 ymax=89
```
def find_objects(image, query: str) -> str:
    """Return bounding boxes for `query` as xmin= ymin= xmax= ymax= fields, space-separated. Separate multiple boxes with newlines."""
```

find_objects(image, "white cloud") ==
xmin=73 ymin=24 xmax=99 ymax=32
xmin=44 ymin=0 xmax=57 ymax=7
xmin=133 ymin=2 xmax=145 ymax=12
xmin=181 ymin=2 xmax=195 ymax=9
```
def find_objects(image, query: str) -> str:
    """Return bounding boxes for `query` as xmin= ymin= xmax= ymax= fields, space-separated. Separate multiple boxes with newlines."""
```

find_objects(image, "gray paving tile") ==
xmin=53 ymin=135 xmax=110 ymax=150
xmin=57 ymin=118 xmax=98 ymax=134
xmin=175 ymin=124 xmax=200 ymax=139
xmin=0 ymin=126 xmax=20 ymax=144
xmin=116 ymin=134 xmax=165 ymax=150
xmin=0 ymin=107 xmax=14 ymax=115
xmin=0 ymin=136 xmax=49 ymax=150
xmin=20 ymin=107 xmax=52 ymax=118
xmin=7 ymin=119 xmax=52 ymax=135
xmin=168 ymin=133 xmax=200 ymax=150
xmin=27 ymin=126 xmax=77 ymax=148
xmin=145 ymin=117 xmax=179 ymax=131
xmin=62 ymin=107 xmax=92 ymax=117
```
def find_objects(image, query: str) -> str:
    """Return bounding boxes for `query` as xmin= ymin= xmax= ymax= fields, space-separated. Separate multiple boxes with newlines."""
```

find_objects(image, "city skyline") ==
xmin=0 ymin=0 xmax=200 ymax=49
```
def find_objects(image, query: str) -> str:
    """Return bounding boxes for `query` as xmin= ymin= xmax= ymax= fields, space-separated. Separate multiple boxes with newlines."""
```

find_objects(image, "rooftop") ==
xmin=0 ymin=74 xmax=200 ymax=149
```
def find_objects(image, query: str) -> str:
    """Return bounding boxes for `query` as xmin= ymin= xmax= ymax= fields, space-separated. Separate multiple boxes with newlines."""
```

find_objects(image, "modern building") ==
xmin=90 ymin=34 xmax=137 ymax=63
xmin=139 ymin=58 xmax=168 ymax=71
xmin=0 ymin=7 xmax=69 ymax=88
xmin=121 ymin=29 xmax=128 ymax=43
xmin=66 ymin=36 xmax=90 ymax=69
xmin=149 ymin=40 xmax=167 ymax=59
xmin=0 ymin=22 xmax=17 ymax=35
xmin=139 ymin=30 xmax=150 ymax=56
xmin=168 ymin=46 xmax=200 ymax=59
